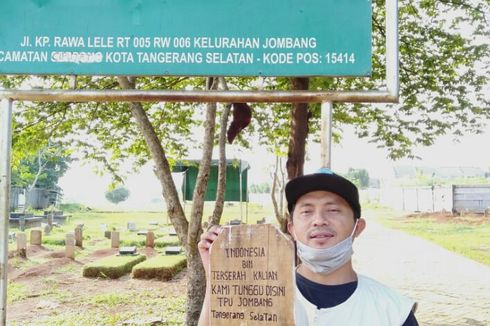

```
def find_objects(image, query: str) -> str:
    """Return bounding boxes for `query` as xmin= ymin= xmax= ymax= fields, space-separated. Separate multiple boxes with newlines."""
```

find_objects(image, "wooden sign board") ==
xmin=209 ymin=224 xmax=295 ymax=325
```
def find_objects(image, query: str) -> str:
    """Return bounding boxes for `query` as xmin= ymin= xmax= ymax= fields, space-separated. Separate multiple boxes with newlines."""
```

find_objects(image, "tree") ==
xmin=249 ymin=0 xmax=489 ymax=163
xmin=11 ymin=143 xmax=71 ymax=191
xmin=345 ymin=168 xmax=370 ymax=189
xmin=105 ymin=186 xmax=130 ymax=204
xmin=2 ymin=2 xmax=489 ymax=324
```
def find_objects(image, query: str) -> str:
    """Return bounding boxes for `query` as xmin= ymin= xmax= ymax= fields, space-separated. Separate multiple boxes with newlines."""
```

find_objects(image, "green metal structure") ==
xmin=173 ymin=160 xmax=250 ymax=202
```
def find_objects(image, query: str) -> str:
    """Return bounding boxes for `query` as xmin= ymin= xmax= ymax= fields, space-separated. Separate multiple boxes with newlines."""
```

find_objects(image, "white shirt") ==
xmin=294 ymin=274 xmax=415 ymax=326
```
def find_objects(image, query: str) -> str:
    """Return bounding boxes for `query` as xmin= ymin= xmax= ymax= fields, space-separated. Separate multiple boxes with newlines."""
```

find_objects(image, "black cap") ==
xmin=285 ymin=168 xmax=361 ymax=219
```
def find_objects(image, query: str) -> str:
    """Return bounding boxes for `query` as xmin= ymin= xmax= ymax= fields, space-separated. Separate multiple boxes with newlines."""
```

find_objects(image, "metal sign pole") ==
xmin=0 ymin=99 xmax=13 ymax=326
xmin=320 ymin=102 xmax=333 ymax=169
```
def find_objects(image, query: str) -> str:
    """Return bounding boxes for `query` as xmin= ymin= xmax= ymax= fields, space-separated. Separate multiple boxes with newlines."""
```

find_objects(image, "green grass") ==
xmin=10 ymin=292 xmax=187 ymax=326
xmin=82 ymin=254 xmax=146 ymax=279
xmin=372 ymin=208 xmax=490 ymax=266
xmin=90 ymin=293 xmax=133 ymax=307
xmin=132 ymin=255 xmax=187 ymax=280
xmin=7 ymin=282 xmax=29 ymax=304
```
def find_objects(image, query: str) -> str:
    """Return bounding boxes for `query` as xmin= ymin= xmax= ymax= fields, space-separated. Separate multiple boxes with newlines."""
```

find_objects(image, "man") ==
xmin=198 ymin=168 xmax=418 ymax=325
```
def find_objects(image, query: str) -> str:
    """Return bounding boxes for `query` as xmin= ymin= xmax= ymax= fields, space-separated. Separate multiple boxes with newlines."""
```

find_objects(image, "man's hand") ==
xmin=198 ymin=225 xmax=223 ymax=275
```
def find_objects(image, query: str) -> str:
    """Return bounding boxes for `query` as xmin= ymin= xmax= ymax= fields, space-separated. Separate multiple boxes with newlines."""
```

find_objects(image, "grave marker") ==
xmin=165 ymin=246 xmax=182 ymax=255
xmin=127 ymin=222 xmax=136 ymax=231
xmin=16 ymin=233 xmax=27 ymax=258
xmin=65 ymin=233 xmax=75 ymax=259
xmin=30 ymin=229 xmax=42 ymax=245
xmin=209 ymin=224 xmax=295 ymax=325
xmin=111 ymin=231 xmax=120 ymax=248
xmin=146 ymin=231 xmax=155 ymax=248
xmin=119 ymin=246 xmax=137 ymax=255
xmin=75 ymin=226 xmax=83 ymax=247
xmin=168 ymin=230 xmax=178 ymax=237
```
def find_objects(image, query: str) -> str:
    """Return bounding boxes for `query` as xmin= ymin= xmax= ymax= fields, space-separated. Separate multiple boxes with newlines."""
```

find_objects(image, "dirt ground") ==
xmin=7 ymin=245 xmax=187 ymax=325
xmin=405 ymin=211 xmax=490 ymax=225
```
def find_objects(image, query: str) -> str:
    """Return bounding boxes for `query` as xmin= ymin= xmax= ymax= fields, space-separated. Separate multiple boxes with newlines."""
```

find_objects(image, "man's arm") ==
xmin=197 ymin=225 xmax=222 ymax=326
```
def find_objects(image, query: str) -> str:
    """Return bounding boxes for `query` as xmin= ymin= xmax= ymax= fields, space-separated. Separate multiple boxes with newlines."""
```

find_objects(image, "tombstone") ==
xmin=137 ymin=230 xmax=148 ymax=236
xmin=47 ymin=213 xmax=54 ymax=228
xmin=16 ymin=233 xmax=27 ymax=258
xmin=111 ymin=231 xmax=120 ymax=248
xmin=43 ymin=223 xmax=51 ymax=235
xmin=168 ymin=230 xmax=178 ymax=236
xmin=65 ymin=233 xmax=75 ymax=259
xmin=209 ymin=224 xmax=295 ymax=325
xmin=30 ymin=229 xmax=42 ymax=245
xmin=165 ymin=246 xmax=182 ymax=255
xmin=127 ymin=222 xmax=136 ymax=232
xmin=229 ymin=219 xmax=241 ymax=225
xmin=145 ymin=231 xmax=155 ymax=248
xmin=119 ymin=246 xmax=137 ymax=255
xmin=148 ymin=221 xmax=159 ymax=226
xmin=75 ymin=227 xmax=83 ymax=247
xmin=104 ymin=230 xmax=112 ymax=239
xmin=19 ymin=215 xmax=26 ymax=232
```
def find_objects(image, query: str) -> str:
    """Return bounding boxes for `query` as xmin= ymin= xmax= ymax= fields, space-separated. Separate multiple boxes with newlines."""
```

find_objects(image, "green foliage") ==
xmin=58 ymin=202 xmax=90 ymax=213
xmin=318 ymin=0 xmax=490 ymax=159
xmin=132 ymin=255 xmax=187 ymax=280
xmin=82 ymin=254 xmax=146 ymax=279
xmin=344 ymin=168 xmax=370 ymax=189
xmin=2 ymin=1 xmax=490 ymax=166
xmin=105 ymin=186 xmax=130 ymax=205
xmin=5 ymin=76 xmax=201 ymax=183
xmin=11 ymin=143 xmax=71 ymax=189
xmin=249 ymin=182 xmax=272 ymax=194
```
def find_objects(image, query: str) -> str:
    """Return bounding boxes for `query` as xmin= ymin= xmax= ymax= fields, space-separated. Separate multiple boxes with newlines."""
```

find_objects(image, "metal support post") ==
xmin=239 ymin=170 xmax=243 ymax=223
xmin=0 ymin=99 xmax=13 ymax=326
xmin=320 ymin=102 xmax=333 ymax=169
xmin=386 ymin=0 xmax=399 ymax=98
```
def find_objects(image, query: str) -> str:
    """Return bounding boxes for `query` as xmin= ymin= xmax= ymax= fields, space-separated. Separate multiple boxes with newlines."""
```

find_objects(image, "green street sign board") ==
xmin=0 ymin=0 xmax=372 ymax=77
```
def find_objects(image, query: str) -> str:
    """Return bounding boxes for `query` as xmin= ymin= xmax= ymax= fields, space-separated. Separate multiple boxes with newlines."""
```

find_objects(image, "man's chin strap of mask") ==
xmin=294 ymin=221 xmax=358 ymax=275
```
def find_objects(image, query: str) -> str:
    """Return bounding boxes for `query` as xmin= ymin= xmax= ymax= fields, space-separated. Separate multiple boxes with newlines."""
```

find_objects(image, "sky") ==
xmin=58 ymin=121 xmax=490 ymax=209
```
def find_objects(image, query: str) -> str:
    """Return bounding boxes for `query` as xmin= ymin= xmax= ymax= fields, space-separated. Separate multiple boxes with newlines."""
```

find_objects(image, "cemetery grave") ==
xmin=132 ymin=255 xmax=187 ymax=281
xmin=4 ymin=204 xmax=272 ymax=324
xmin=82 ymin=254 xmax=147 ymax=279
xmin=4 ymin=210 xmax=193 ymax=324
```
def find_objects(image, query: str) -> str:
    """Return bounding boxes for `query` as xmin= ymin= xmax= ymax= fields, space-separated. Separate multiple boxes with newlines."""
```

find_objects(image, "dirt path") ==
xmin=354 ymin=215 xmax=490 ymax=326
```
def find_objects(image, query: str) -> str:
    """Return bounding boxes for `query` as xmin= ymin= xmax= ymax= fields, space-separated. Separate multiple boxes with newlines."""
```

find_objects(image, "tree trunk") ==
xmin=187 ymin=77 xmax=218 ymax=326
xmin=286 ymin=77 xmax=310 ymax=180
xmin=117 ymin=77 xmax=189 ymax=245
xmin=210 ymin=77 xmax=231 ymax=226
xmin=271 ymin=156 xmax=287 ymax=232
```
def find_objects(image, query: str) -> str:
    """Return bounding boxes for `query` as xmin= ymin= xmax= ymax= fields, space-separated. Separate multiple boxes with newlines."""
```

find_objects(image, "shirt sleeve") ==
xmin=402 ymin=311 xmax=419 ymax=326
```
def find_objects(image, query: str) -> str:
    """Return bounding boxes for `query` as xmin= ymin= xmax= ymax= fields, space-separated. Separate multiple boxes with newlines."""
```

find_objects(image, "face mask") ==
xmin=295 ymin=221 xmax=358 ymax=275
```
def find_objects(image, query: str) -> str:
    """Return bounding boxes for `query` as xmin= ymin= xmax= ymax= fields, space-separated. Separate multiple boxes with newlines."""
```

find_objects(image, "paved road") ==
xmin=353 ymin=214 xmax=490 ymax=326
